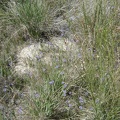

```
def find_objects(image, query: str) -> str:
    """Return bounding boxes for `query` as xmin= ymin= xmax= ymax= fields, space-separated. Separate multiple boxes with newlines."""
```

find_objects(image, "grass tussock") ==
xmin=0 ymin=0 xmax=120 ymax=120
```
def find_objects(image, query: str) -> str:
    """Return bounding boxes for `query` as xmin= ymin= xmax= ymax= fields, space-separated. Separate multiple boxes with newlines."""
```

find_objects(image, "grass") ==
xmin=0 ymin=0 xmax=120 ymax=120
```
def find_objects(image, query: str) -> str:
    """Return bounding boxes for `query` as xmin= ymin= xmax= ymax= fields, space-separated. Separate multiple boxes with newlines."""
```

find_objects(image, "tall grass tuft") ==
xmin=6 ymin=0 xmax=53 ymax=39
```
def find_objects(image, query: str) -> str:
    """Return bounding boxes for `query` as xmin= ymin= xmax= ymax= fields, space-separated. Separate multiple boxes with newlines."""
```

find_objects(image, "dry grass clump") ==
xmin=14 ymin=37 xmax=81 ymax=78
